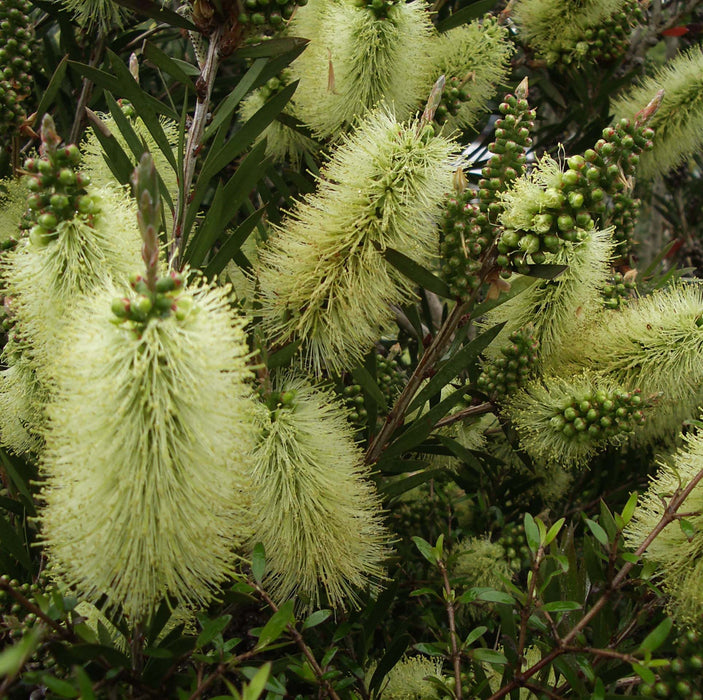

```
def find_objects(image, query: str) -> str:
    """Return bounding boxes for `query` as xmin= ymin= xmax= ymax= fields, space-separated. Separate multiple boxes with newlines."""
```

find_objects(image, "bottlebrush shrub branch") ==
xmin=39 ymin=156 xmax=257 ymax=621
xmin=258 ymin=108 xmax=457 ymax=375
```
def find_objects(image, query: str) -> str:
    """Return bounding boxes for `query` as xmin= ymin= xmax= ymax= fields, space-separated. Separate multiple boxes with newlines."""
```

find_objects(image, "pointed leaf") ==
xmin=383 ymin=248 xmax=452 ymax=298
xmin=251 ymin=543 xmax=266 ymax=584
xmin=111 ymin=0 xmax=196 ymax=29
xmin=34 ymin=55 xmax=69 ymax=128
xmin=302 ymin=610 xmax=332 ymax=630
xmin=412 ymin=536 xmax=437 ymax=565
xmin=524 ymin=513 xmax=540 ymax=554
xmin=368 ymin=633 xmax=410 ymax=695
xmin=637 ymin=617 xmax=672 ymax=654
xmin=584 ymin=518 xmax=609 ymax=547
xmin=436 ymin=0 xmax=498 ymax=32
xmin=196 ymin=615 xmax=232 ymax=649
xmin=351 ymin=366 xmax=387 ymax=412
xmin=254 ymin=600 xmax=294 ymax=651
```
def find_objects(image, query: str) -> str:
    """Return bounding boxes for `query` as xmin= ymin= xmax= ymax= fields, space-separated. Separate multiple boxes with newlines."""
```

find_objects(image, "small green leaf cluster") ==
xmin=238 ymin=0 xmax=308 ymax=30
xmin=0 ymin=0 xmax=35 ymax=142
xmin=477 ymin=324 xmax=539 ymax=400
xmin=602 ymin=270 xmax=636 ymax=309
xmin=641 ymin=627 xmax=703 ymax=698
xmin=111 ymin=271 xmax=188 ymax=329
xmin=23 ymin=138 xmax=99 ymax=248
xmin=353 ymin=0 xmax=400 ymax=20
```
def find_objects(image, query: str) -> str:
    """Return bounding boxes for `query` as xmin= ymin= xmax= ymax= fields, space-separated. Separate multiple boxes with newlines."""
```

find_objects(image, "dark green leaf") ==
xmin=383 ymin=248 xmax=452 ymax=298
xmin=436 ymin=0 xmax=498 ymax=32
xmin=472 ymin=648 xmax=508 ymax=665
xmin=632 ymin=663 xmax=656 ymax=686
xmin=524 ymin=513 xmax=540 ymax=554
xmin=254 ymin=600 xmax=294 ymax=651
xmin=436 ymin=436 xmax=484 ymax=477
xmin=302 ymin=610 xmax=332 ymax=630
xmin=252 ymin=542 xmax=266 ymax=584
xmin=471 ymin=275 xmax=539 ymax=317
xmin=412 ymin=536 xmax=437 ymax=565
xmin=205 ymin=207 xmax=265 ymax=278
xmin=680 ymin=518 xmax=695 ymax=541
xmin=352 ymin=366 xmax=387 ymax=412
xmin=42 ymin=674 xmax=79 ymax=698
xmin=85 ymin=109 xmax=134 ymax=185
xmin=33 ymin=55 xmax=69 ymax=128
xmin=368 ymin=633 xmax=410 ymax=695
xmin=522 ymin=263 xmax=568 ymax=279
xmin=236 ymin=37 xmax=309 ymax=58
xmin=637 ymin=617 xmax=672 ymax=654
xmin=408 ymin=322 xmax=505 ymax=414
xmin=0 ymin=512 xmax=31 ymax=570
xmin=473 ymin=588 xmax=514 ymax=604
xmin=111 ymin=0 xmax=196 ymax=29
xmin=620 ymin=491 xmax=638 ymax=526
xmin=196 ymin=615 xmax=232 ymax=649
xmin=585 ymin=518 xmax=609 ymax=547
xmin=413 ymin=642 xmax=445 ymax=656
xmin=0 ymin=625 xmax=43 ymax=677
xmin=73 ymin=667 xmax=96 ymax=700
xmin=0 ymin=449 xmax=36 ymax=515
xmin=143 ymin=43 xmax=195 ymax=88
xmin=541 ymin=601 xmax=581 ymax=612
xmin=380 ymin=468 xmax=447 ymax=498
xmin=464 ymin=626 xmax=487 ymax=647
xmin=266 ymin=340 xmax=301 ymax=369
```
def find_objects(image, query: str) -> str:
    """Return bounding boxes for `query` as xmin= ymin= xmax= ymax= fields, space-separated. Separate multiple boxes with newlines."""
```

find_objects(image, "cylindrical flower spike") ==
xmin=249 ymin=378 xmax=390 ymax=610
xmin=258 ymin=109 xmax=457 ymax=375
xmin=624 ymin=429 xmax=703 ymax=625
xmin=366 ymin=655 xmax=445 ymax=699
xmin=59 ymin=0 xmax=131 ymax=32
xmin=506 ymin=371 xmax=648 ymax=468
xmin=613 ymin=46 xmax=703 ymax=179
xmin=481 ymin=229 xmax=615 ymax=370
xmin=40 ymin=276 xmax=256 ymax=621
xmin=289 ymin=0 xmax=434 ymax=138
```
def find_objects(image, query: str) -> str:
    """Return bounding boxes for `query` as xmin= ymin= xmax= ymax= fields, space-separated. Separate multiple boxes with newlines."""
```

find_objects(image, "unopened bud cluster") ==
xmin=497 ymin=521 xmax=530 ymax=571
xmin=602 ymin=271 xmax=636 ymax=310
xmin=640 ymin=627 xmax=703 ymax=699
xmin=23 ymin=134 xmax=98 ymax=247
xmin=434 ymin=76 xmax=471 ymax=126
xmin=549 ymin=387 xmax=645 ymax=443
xmin=497 ymin=118 xmax=654 ymax=271
xmin=256 ymin=72 xmax=291 ymax=102
xmin=0 ymin=572 xmax=56 ymax=643
xmin=477 ymin=325 xmax=539 ymax=400
xmin=238 ymin=0 xmax=308 ymax=29
xmin=111 ymin=272 xmax=189 ymax=328
xmin=440 ymin=92 xmax=534 ymax=298
xmin=0 ymin=0 xmax=35 ymax=142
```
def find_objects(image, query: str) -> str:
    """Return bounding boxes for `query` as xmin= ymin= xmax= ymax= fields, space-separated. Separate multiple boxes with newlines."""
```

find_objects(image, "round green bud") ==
xmin=111 ymin=298 xmax=129 ymax=318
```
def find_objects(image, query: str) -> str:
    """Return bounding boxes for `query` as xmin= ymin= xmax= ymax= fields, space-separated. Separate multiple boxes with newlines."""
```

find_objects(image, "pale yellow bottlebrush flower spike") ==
xmin=624 ymin=428 xmax=703 ymax=624
xmin=39 ymin=276 xmax=257 ymax=621
xmin=56 ymin=0 xmax=131 ymax=32
xmin=367 ymin=655 xmax=445 ymax=699
xmin=249 ymin=377 xmax=391 ymax=611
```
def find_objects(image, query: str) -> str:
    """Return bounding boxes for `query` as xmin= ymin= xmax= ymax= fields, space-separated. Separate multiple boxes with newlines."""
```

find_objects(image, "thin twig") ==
xmin=69 ymin=35 xmax=107 ymax=144
xmin=171 ymin=25 xmax=224 ymax=268
xmin=438 ymin=560 xmax=463 ymax=700
xmin=434 ymin=401 xmax=493 ymax=429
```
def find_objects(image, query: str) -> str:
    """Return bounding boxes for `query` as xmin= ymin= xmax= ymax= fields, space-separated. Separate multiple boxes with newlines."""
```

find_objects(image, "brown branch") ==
xmin=434 ymin=401 xmax=493 ymax=429
xmin=69 ymin=35 xmax=107 ymax=144
xmin=438 ymin=560 xmax=463 ymax=700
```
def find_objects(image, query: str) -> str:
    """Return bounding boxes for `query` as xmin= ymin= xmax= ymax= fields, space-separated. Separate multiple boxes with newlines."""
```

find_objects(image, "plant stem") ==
xmin=438 ymin=559 xmax=463 ymax=700
xmin=434 ymin=401 xmax=493 ymax=429
xmin=171 ymin=25 xmax=224 ymax=269
xmin=69 ymin=35 xmax=106 ymax=144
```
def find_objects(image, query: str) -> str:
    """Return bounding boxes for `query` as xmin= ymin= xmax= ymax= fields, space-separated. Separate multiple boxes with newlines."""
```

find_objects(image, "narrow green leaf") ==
xmin=436 ymin=0 xmax=498 ymax=32
xmin=585 ymin=518 xmax=609 ymax=547
xmin=33 ymin=55 xmax=68 ymax=128
xmin=524 ymin=513 xmax=540 ymax=554
xmin=436 ymin=436 xmax=484 ymax=476
xmin=42 ymin=674 xmax=79 ymax=698
xmin=254 ymin=600 xmax=294 ymax=651
xmin=680 ymin=518 xmax=695 ymax=541
xmin=0 ymin=625 xmax=43 ymax=677
xmin=266 ymin=340 xmax=301 ymax=369
xmin=522 ymin=263 xmax=568 ymax=279
xmin=544 ymin=518 xmax=565 ymax=546
xmin=242 ymin=662 xmax=271 ymax=700
xmin=302 ymin=610 xmax=332 ymax=630
xmin=473 ymin=588 xmax=514 ymax=604
xmin=205 ymin=207 xmax=265 ymax=278
xmin=540 ymin=601 xmax=581 ymax=613
xmin=143 ymin=42 xmax=195 ymax=88
xmin=351 ymin=366 xmax=387 ymax=412
xmin=408 ymin=322 xmax=505 ymax=414
xmin=73 ymin=666 xmax=96 ymax=700
xmin=620 ymin=491 xmax=638 ymax=526
xmin=111 ymin=0 xmax=196 ymax=29
xmin=380 ymin=468 xmax=447 ymax=498
xmin=632 ymin=663 xmax=656 ymax=686
xmin=0 ymin=449 xmax=36 ymax=515
xmin=236 ymin=37 xmax=309 ymax=58
xmin=196 ymin=615 xmax=232 ymax=649
xmin=471 ymin=275 xmax=538 ymax=317
xmin=413 ymin=642 xmax=445 ymax=656
xmin=383 ymin=248 xmax=452 ymax=298
xmin=368 ymin=633 xmax=410 ymax=695
xmin=472 ymin=648 xmax=508 ymax=665
xmin=85 ymin=110 xmax=134 ymax=185
xmin=464 ymin=626 xmax=488 ymax=648
xmin=412 ymin=536 xmax=437 ymax=565
xmin=637 ymin=617 xmax=672 ymax=654
xmin=251 ymin=543 xmax=266 ymax=584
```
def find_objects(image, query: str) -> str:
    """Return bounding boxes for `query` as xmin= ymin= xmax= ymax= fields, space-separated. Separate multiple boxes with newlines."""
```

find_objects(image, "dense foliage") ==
xmin=3 ymin=0 xmax=703 ymax=698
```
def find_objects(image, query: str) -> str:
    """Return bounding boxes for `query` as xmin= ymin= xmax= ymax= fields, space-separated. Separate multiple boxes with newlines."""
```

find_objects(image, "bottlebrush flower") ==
xmin=427 ymin=18 xmax=513 ymax=133
xmin=249 ymin=377 xmax=390 ymax=610
xmin=289 ymin=0 xmax=434 ymax=138
xmin=258 ymin=109 xmax=457 ymax=375
xmin=367 ymin=655 xmax=445 ymax=699
xmin=480 ymin=228 xmax=615 ymax=370
xmin=507 ymin=371 xmax=648 ymax=468
xmin=57 ymin=0 xmax=131 ymax=32
xmin=624 ymin=428 xmax=703 ymax=624
xmin=39 ymin=275 xmax=257 ymax=621
xmin=613 ymin=45 xmax=703 ymax=179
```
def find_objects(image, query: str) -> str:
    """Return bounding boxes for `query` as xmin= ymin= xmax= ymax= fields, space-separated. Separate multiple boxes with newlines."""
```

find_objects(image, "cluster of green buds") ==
xmin=238 ymin=0 xmax=308 ymax=30
xmin=22 ymin=116 xmax=99 ymax=247
xmin=548 ymin=387 xmax=646 ymax=443
xmin=0 ymin=0 xmax=35 ymax=143
xmin=602 ymin=270 xmax=636 ymax=310
xmin=260 ymin=388 xmax=297 ymax=425
xmin=256 ymin=71 xmax=291 ymax=102
xmin=353 ymin=0 xmax=400 ymax=19
xmin=111 ymin=271 xmax=189 ymax=328
xmin=497 ymin=116 xmax=655 ymax=271
xmin=497 ymin=521 xmax=530 ymax=571
xmin=477 ymin=325 xmax=539 ymax=401
xmin=641 ymin=628 xmax=703 ymax=699
xmin=340 ymin=353 xmax=404 ymax=429
xmin=434 ymin=76 xmax=471 ymax=126
xmin=0 ymin=572 xmax=56 ymax=642
xmin=440 ymin=83 xmax=535 ymax=298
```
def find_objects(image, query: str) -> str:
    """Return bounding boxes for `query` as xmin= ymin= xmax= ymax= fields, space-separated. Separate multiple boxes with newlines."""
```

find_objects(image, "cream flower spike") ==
xmin=249 ymin=377 xmax=391 ymax=611
xmin=40 ymin=155 xmax=257 ymax=621
xmin=258 ymin=108 xmax=457 ymax=375
xmin=289 ymin=0 xmax=435 ymax=138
